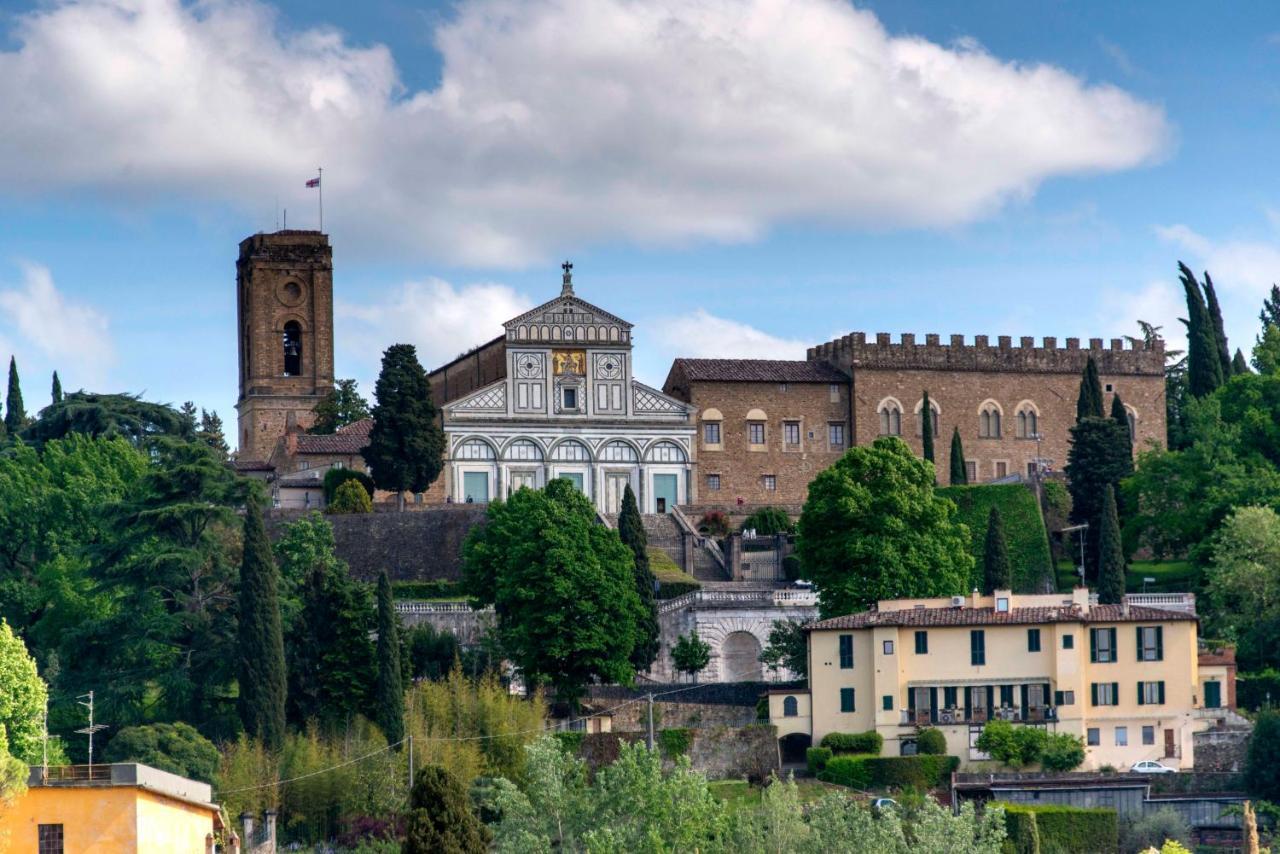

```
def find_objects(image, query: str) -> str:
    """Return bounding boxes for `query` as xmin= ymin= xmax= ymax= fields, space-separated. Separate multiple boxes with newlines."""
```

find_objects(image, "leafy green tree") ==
xmin=1246 ymin=710 xmax=1280 ymax=802
xmin=1262 ymin=284 xmax=1280 ymax=329
xmin=0 ymin=726 xmax=26 ymax=808
xmin=0 ymin=619 xmax=47 ymax=764
xmin=1204 ymin=506 xmax=1280 ymax=670
xmin=672 ymin=632 xmax=712 ymax=682
xmin=761 ymin=620 xmax=808 ymax=679
xmin=464 ymin=479 xmax=642 ymax=703
xmin=921 ymin=390 xmax=935 ymax=464
xmin=741 ymin=506 xmax=792 ymax=535
xmin=1040 ymin=732 xmax=1086 ymax=772
xmin=406 ymin=623 xmax=462 ymax=681
xmin=328 ymin=478 xmax=372 ymax=514
xmin=617 ymin=484 xmax=660 ymax=672
xmin=50 ymin=371 xmax=62 ymax=405
xmin=1097 ymin=485 xmax=1127 ymax=604
xmin=374 ymin=572 xmax=404 ymax=747
xmin=197 ymin=409 xmax=230 ymax=460
xmin=1233 ymin=349 xmax=1250 ymax=376
xmin=1180 ymin=263 xmax=1225 ymax=397
xmin=1255 ymin=322 xmax=1280 ymax=374
xmin=309 ymin=379 xmax=370 ymax=435
xmin=103 ymin=722 xmax=219 ymax=783
xmin=362 ymin=345 xmax=444 ymax=510
xmin=950 ymin=427 xmax=968 ymax=485
xmin=797 ymin=437 xmax=973 ymax=617
xmin=23 ymin=392 xmax=194 ymax=446
xmin=982 ymin=507 xmax=1012 ymax=593
xmin=5 ymin=356 xmax=26 ymax=434
xmin=1076 ymin=356 xmax=1104 ymax=421
xmin=237 ymin=492 xmax=287 ymax=750
xmin=1065 ymin=417 xmax=1132 ymax=580
xmin=976 ymin=720 xmax=1047 ymax=767
xmin=404 ymin=764 xmax=490 ymax=853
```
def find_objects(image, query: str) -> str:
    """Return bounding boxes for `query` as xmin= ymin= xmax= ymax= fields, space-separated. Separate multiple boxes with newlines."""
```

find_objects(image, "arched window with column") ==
xmin=978 ymin=400 xmax=1002 ymax=438
xmin=1015 ymin=401 xmax=1040 ymax=439
xmin=878 ymin=398 xmax=903 ymax=436
xmin=914 ymin=397 xmax=940 ymax=438
xmin=282 ymin=321 xmax=302 ymax=376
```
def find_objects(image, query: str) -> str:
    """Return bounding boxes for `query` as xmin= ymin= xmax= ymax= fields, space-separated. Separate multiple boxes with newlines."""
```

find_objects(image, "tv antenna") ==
xmin=75 ymin=691 xmax=108 ymax=766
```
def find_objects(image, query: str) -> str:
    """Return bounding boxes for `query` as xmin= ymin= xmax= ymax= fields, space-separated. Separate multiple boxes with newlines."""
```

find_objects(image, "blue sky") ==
xmin=1 ymin=0 xmax=1278 ymax=448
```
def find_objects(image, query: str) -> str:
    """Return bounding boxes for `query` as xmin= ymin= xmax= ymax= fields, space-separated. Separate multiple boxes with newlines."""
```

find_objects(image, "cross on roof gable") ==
xmin=504 ymin=293 xmax=632 ymax=332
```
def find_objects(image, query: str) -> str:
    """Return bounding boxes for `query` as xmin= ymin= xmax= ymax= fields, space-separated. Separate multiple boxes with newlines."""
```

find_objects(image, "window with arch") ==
xmin=457 ymin=439 xmax=496 ymax=460
xmin=282 ymin=321 xmax=302 ymax=376
xmin=504 ymin=439 xmax=544 ymax=461
xmin=550 ymin=440 xmax=591 ymax=462
xmin=915 ymin=400 xmax=939 ymax=438
xmin=599 ymin=440 xmax=639 ymax=462
xmin=979 ymin=404 xmax=1002 ymax=438
xmin=1015 ymin=405 xmax=1039 ymax=439
xmin=1125 ymin=407 xmax=1137 ymax=440
xmin=878 ymin=401 xmax=902 ymax=436
xmin=783 ymin=696 xmax=798 ymax=717
xmin=647 ymin=441 xmax=687 ymax=463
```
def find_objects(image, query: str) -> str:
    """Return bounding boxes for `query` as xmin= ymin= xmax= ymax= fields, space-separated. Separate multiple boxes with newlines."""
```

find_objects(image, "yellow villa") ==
xmin=770 ymin=588 xmax=1235 ymax=771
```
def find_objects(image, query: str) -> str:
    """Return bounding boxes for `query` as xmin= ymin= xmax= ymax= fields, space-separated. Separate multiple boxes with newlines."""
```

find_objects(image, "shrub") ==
xmin=1246 ymin=710 xmax=1280 ymax=801
xmin=782 ymin=554 xmax=803 ymax=581
xmin=817 ymin=755 xmax=872 ymax=789
xmin=1028 ymin=805 xmax=1117 ymax=854
xmin=323 ymin=467 xmax=376 ymax=503
xmin=656 ymin=580 xmax=701 ymax=599
xmin=393 ymin=580 xmax=463 ymax=600
xmin=916 ymin=728 xmax=947 ymax=756
xmin=861 ymin=755 xmax=959 ymax=790
xmin=976 ymin=720 xmax=1048 ymax=768
xmin=806 ymin=746 xmax=832 ymax=775
xmin=1119 ymin=807 xmax=1190 ymax=854
xmin=936 ymin=484 xmax=1054 ymax=593
xmin=1002 ymin=805 xmax=1041 ymax=854
xmin=696 ymin=511 xmax=730 ymax=538
xmin=820 ymin=731 xmax=883 ymax=756
xmin=741 ymin=506 xmax=792 ymax=536
xmin=552 ymin=732 xmax=584 ymax=756
xmin=329 ymin=479 xmax=373 ymax=514
xmin=657 ymin=728 xmax=693 ymax=758
xmin=1039 ymin=732 xmax=1086 ymax=772
xmin=103 ymin=722 xmax=219 ymax=783
xmin=1238 ymin=669 xmax=1280 ymax=711
xmin=403 ymin=765 xmax=489 ymax=854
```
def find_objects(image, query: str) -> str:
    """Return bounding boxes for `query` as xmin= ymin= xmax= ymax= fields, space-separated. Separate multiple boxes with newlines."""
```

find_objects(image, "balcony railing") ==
xmin=900 ymin=706 xmax=1056 ymax=727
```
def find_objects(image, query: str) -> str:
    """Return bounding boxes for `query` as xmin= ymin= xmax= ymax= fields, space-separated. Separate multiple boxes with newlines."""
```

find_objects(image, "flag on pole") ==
xmin=306 ymin=176 xmax=320 ymax=188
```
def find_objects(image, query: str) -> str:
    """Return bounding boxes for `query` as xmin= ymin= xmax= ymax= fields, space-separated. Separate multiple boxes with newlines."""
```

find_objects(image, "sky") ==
xmin=1 ymin=0 xmax=1279 ymax=450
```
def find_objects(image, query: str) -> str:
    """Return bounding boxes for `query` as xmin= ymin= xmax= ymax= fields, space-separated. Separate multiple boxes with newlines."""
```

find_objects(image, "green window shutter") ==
xmin=1090 ymin=683 xmax=1098 ymax=706
xmin=1090 ymin=629 xmax=1097 ymax=662
xmin=1137 ymin=682 xmax=1144 ymax=705
xmin=1112 ymin=682 xmax=1119 ymax=706
xmin=1137 ymin=626 xmax=1144 ymax=661
xmin=1156 ymin=626 xmax=1163 ymax=661
xmin=1159 ymin=681 xmax=1165 ymax=704
xmin=1110 ymin=628 xmax=1117 ymax=660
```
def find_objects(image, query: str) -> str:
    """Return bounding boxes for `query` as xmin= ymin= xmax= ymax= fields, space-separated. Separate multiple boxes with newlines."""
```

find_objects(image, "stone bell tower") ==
xmin=235 ymin=230 xmax=335 ymax=460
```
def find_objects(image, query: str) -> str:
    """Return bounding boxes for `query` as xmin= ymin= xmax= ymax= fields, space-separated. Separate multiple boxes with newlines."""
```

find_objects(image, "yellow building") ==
xmin=1 ymin=763 xmax=224 ymax=853
xmin=770 ymin=589 xmax=1232 ymax=771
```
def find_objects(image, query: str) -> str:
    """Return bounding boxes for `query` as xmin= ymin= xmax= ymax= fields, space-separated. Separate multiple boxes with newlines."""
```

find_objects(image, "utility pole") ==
xmin=75 ymin=691 xmax=107 ymax=767
xmin=407 ymin=734 xmax=414 ymax=791
xmin=42 ymin=697 xmax=49 ymax=781
xmin=646 ymin=693 xmax=655 ymax=750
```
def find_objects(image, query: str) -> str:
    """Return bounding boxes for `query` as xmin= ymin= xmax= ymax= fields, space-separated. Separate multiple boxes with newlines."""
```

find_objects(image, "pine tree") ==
xmin=309 ymin=379 xmax=370 ymax=435
xmin=921 ymin=390 xmax=935 ymax=464
xmin=1233 ymin=349 xmax=1250 ymax=376
xmin=374 ymin=571 xmax=404 ymax=748
xmin=1097 ymin=484 xmax=1127 ymax=604
xmin=5 ymin=357 xmax=26 ymax=435
xmin=983 ymin=506 xmax=1012 ymax=593
xmin=1204 ymin=271 xmax=1234 ymax=380
xmin=179 ymin=401 xmax=198 ymax=434
xmin=198 ymin=410 xmax=230 ymax=461
xmin=362 ymin=345 xmax=445 ymax=510
xmin=1076 ymin=357 xmax=1104 ymax=421
xmin=403 ymin=765 xmax=489 ymax=854
xmin=949 ymin=427 xmax=967 ymax=486
xmin=1180 ymin=262 xmax=1225 ymax=397
xmin=50 ymin=371 xmax=62 ymax=405
xmin=618 ymin=484 xmax=660 ymax=672
xmin=236 ymin=492 xmax=287 ymax=750
xmin=1065 ymin=417 xmax=1133 ymax=581
xmin=1261 ymin=284 xmax=1280 ymax=330
xmin=1110 ymin=392 xmax=1132 ymax=460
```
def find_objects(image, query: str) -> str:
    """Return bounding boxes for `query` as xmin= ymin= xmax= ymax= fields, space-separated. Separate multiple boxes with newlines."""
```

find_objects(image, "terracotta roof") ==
xmin=232 ymin=459 xmax=275 ymax=472
xmin=670 ymin=358 xmax=848 ymax=384
xmin=807 ymin=603 xmax=1197 ymax=631
xmin=1198 ymin=646 xmax=1236 ymax=666
xmin=294 ymin=418 xmax=372 ymax=454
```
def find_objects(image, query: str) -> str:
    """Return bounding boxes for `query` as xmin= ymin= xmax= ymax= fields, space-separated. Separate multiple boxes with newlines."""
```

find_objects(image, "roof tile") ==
xmin=806 ymin=603 xmax=1196 ymax=631
xmin=293 ymin=418 xmax=373 ymax=454
xmin=672 ymin=358 xmax=848 ymax=384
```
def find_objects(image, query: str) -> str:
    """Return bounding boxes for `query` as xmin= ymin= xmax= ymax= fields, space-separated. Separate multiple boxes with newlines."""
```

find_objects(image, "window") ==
xmin=883 ymin=695 xmax=894 ymax=711
xmin=283 ymin=320 xmax=302 ymax=376
xmin=1137 ymin=626 xmax=1164 ymax=661
xmin=1138 ymin=681 xmax=1166 ymax=705
xmin=979 ymin=405 xmax=1002 ymax=438
xmin=829 ymin=383 xmax=841 ymax=402
xmin=970 ymin=630 xmax=986 ymax=665
xmin=994 ymin=461 xmax=1008 ymax=479
xmin=706 ymin=474 xmax=721 ymax=491
xmin=916 ymin=402 xmax=939 ymax=438
xmin=783 ymin=696 xmax=798 ymax=717
xmin=829 ymin=422 xmax=846 ymax=447
xmin=879 ymin=403 xmax=902 ymax=436
xmin=839 ymin=634 xmax=854 ymax=669
xmin=1000 ymin=685 xmax=1014 ymax=707
xmin=1090 ymin=627 xmax=1117 ymax=663
xmin=1115 ymin=726 xmax=1128 ymax=747
xmin=299 ymin=460 xmax=310 ymax=470
xmin=1143 ymin=726 xmax=1156 ymax=746
xmin=563 ymin=387 xmax=578 ymax=409
xmin=840 ymin=687 xmax=855 ymax=712
xmin=1054 ymin=690 xmax=1075 ymax=706
xmin=1091 ymin=682 xmax=1119 ymax=706
xmin=965 ymin=461 xmax=977 ymax=483
xmin=1062 ymin=633 xmax=1074 ymax=650
xmin=1087 ymin=728 xmax=1100 ymax=746
xmin=784 ymin=421 xmax=801 ymax=445
xmin=882 ymin=640 xmax=895 ymax=656
xmin=703 ymin=422 xmax=721 ymax=444
xmin=1126 ymin=408 xmax=1137 ymax=439
xmin=38 ymin=825 xmax=63 ymax=854
xmin=748 ymin=422 xmax=766 ymax=445
xmin=1016 ymin=407 xmax=1039 ymax=438
xmin=943 ymin=687 xmax=958 ymax=708
xmin=1027 ymin=628 xmax=1041 ymax=652
xmin=914 ymin=631 xmax=928 ymax=654
xmin=996 ymin=597 xmax=1010 ymax=612
xmin=762 ymin=475 xmax=777 ymax=492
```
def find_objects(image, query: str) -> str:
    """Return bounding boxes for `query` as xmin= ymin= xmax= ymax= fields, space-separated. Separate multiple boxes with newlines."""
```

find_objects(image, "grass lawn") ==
xmin=709 ymin=778 xmax=842 ymax=812
xmin=1054 ymin=559 xmax=1197 ymax=593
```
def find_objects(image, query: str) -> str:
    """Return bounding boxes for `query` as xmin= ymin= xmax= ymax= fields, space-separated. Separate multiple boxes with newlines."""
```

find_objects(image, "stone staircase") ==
xmin=598 ymin=512 xmax=730 ymax=579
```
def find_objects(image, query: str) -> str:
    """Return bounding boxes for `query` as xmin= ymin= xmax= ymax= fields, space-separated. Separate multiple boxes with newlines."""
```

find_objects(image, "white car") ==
xmin=1131 ymin=760 xmax=1176 ymax=774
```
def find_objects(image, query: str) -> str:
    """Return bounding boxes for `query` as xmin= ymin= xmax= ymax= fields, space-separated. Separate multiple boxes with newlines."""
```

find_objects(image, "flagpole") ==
xmin=317 ymin=167 xmax=324 ymax=233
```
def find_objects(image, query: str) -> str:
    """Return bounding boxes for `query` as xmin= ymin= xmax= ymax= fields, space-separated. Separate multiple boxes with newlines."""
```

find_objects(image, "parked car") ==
xmin=1130 ymin=760 xmax=1176 ymax=774
xmin=872 ymin=798 xmax=898 ymax=813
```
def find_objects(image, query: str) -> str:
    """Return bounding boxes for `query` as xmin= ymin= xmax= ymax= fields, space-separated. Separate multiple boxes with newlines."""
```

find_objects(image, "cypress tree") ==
xmin=1110 ymin=392 xmax=1133 ymax=459
xmin=5 ymin=357 xmax=26 ymax=435
xmin=374 ymin=571 xmax=404 ymax=747
xmin=1180 ymin=262 xmax=1225 ymax=397
xmin=236 ymin=492 xmax=287 ymax=750
xmin=1204 ymin=272 xmax=1233 ymax=380
xmin=362 ymin=344 xmax=445 ymax=510
xmin=921 ymin=390 xmax=935 ymax=464
xmin=1262 ymin=284 xmax=1280 ymax=330
xmin=618 ymin=484 xmax=660 ymax=672
xmin=1065 ymin=417 xmax=1133 ymax=581
xmin=1233 ymin=348 xmax=1250 ymax=376
xmin=1076 ymin=356 xmax=1104 ymax=421
xmin=403 ymin=765 xmax=489 ymax=853
xmin=983 ymin=506 xmax=1012 ymax=593
xmin=50 ymin=371 xmax=62 ymax=405
xmin=949 ymin=427 xmax=968 ymax=486
xmin=1097 ymin=484 xmax=1127 ymax=604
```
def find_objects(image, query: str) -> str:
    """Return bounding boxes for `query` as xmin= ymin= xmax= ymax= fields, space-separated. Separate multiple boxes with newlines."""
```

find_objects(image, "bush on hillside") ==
xmin=806 ymin=746 xmax=832 ymax=775
xmin=329 ymin=478 xmax=373 ymax=514
xmin=1027 ymin=805 xmax=1117 ymax=854
xmin=1001 ymin=805 xmax=1041 ymax=854
xmin=817 ymin=754 xmax=958 ymax=791
xmin=916 ymin=728 xmax=947 ymax=755
xmin=104 ymin=722 xmax=219 ymax=783
xmin=820 ymin=731 xmax=883 ymax=755
xmin=741 ymin=506 xmax=793 ymax=536
xmin=1119 ymin=807 xmax=1190 ymax=854
xmin=1039 ymin=732 xmax=1086 ymax=772
xmin=323 ymin=467 xmax=375 ymax=503
xmin=937 ymin=484 xmax=1054 ymax=592
xmin=696 ymin=511 xmax=730 ymax=538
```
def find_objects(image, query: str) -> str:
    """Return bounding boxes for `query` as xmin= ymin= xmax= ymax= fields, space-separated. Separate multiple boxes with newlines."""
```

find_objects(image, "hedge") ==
xmin=322 ymin=467 xmax=375 ymax=503
xmin=649 ymin=548 xmax=702 ymax=599
xmin=1001 ymin=805 xmax=1041 ymax=854
xmin=657 ymin=728 xmax=693 ymax=758
xmin=820 ymin=731 xmax=883 ymax=756
xmin=1238 ymin=669 xmax=1280 ymax=711
xmin=937 ymin=484 xmax=1054 ymax=593
xmin=553 ymin=732 xmax=585 ymax=755
xmin=995 ymin=804 xmax=1117 ymax=854
xmin=817 ymin=755 xmax=872 ymax=789
xmin=806 ymin=746 xmax=832 ymax=775
xmin=818 ymin=754 xmax=959 ymax=790
xmin=392 ymin=579 xmax=464 ymax=600
xmin=916 ymin=727 xmax=947 ymax=755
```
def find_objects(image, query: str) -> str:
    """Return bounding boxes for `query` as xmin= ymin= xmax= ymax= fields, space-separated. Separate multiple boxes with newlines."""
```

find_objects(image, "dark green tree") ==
xmin=374 ymin=571 xmax=404 ymax=747
xmin=760 ymin=620 xmax=807 ymax=679
xmin=921 ymin=391 xmax=935 ymax=465
xmin=198 ymin=410 xmax=230 ymax=461
xmin=1261 ymin=284 xmax=1280 ymax=329
xmin=1065 ymin=417 xmax=1133 ymax=581
xmin=796 ymin=437 xmax=974 ymax=617
xmin=103 ymin=722 xmax=219 ymax=784
xmin=1097 ymin=485 xmax=1126 ymax=604
xmin=1180 ymin=262 xmax=1225 ymax=397
xmin=1233 ymin=348 xmax=1250 ymax=376
xmin=982 ymin=507 xmax=1012 ymax=593
xmin=1110 ymin=392 xmax=1133 ymax=459
xmin=1076 ymin=356 xmax=1104 ymax=421
xmin=463 ymin=479 xmax=641 ymax=703
xmin=1204 ymin=272 xmax=1233 ymax=379
xmin=309 ymin=379 xmax=370 ymax=435
xmin=403 ymin=765 xmax=489 ymax=854
xmin=236 ymin=492 xmax=287 ymax=749
xmin=5 ymin=357 xmax=26 ymax=435
xmin=671 ymin=632 xmax=711 ymax=683
xmin=22 ymin=393 xmax=194 ymax=446
xmin=739 ymin=506 xmax=792 ymax=535
xmin=362 ymin=345 xmax=445 ymax=510
xmin=1246 ymin=710 xmax=1280 ymax=802
xmin=179 ymin=400 xmax=197 ymax=428
xmin=617 ymin=484 xmax=660 ymax=672
xmin=50 ymin=372 xmax=62 ymax=405
xmin=949 ymin=427 xmax=968 ymax=485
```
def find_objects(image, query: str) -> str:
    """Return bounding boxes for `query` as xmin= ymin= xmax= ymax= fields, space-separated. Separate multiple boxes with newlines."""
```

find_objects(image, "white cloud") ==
xmin=651 ymin=309 xmax=808 ymax=360
xmin=0 ymin=263 xmax=115 ymax=388
xmin=0 ymin=0 xmax=1169 ymax=265
xmin=1099 ymin=279 xmax=1187 ymax=356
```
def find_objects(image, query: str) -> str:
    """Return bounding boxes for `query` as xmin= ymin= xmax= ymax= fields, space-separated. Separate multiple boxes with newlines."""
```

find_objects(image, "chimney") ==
xmin=240 ymin=813 xmax=255 ymax=849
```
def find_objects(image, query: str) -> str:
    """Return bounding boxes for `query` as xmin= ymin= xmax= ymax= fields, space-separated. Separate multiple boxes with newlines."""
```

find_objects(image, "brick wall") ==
xmin=427 ymin=336 xmax=507 ymax=406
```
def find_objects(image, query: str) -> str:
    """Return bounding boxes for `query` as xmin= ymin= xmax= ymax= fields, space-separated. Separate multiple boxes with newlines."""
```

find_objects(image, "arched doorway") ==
xmin=721 ymin=631 xmax=763 ymax=682
xmin=779 ymin=732 xmax=812 ymax=765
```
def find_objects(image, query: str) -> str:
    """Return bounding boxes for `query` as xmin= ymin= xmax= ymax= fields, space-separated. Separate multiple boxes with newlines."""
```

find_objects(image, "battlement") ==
xmin=808 ymin=332 xmax=1165 ymax=376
